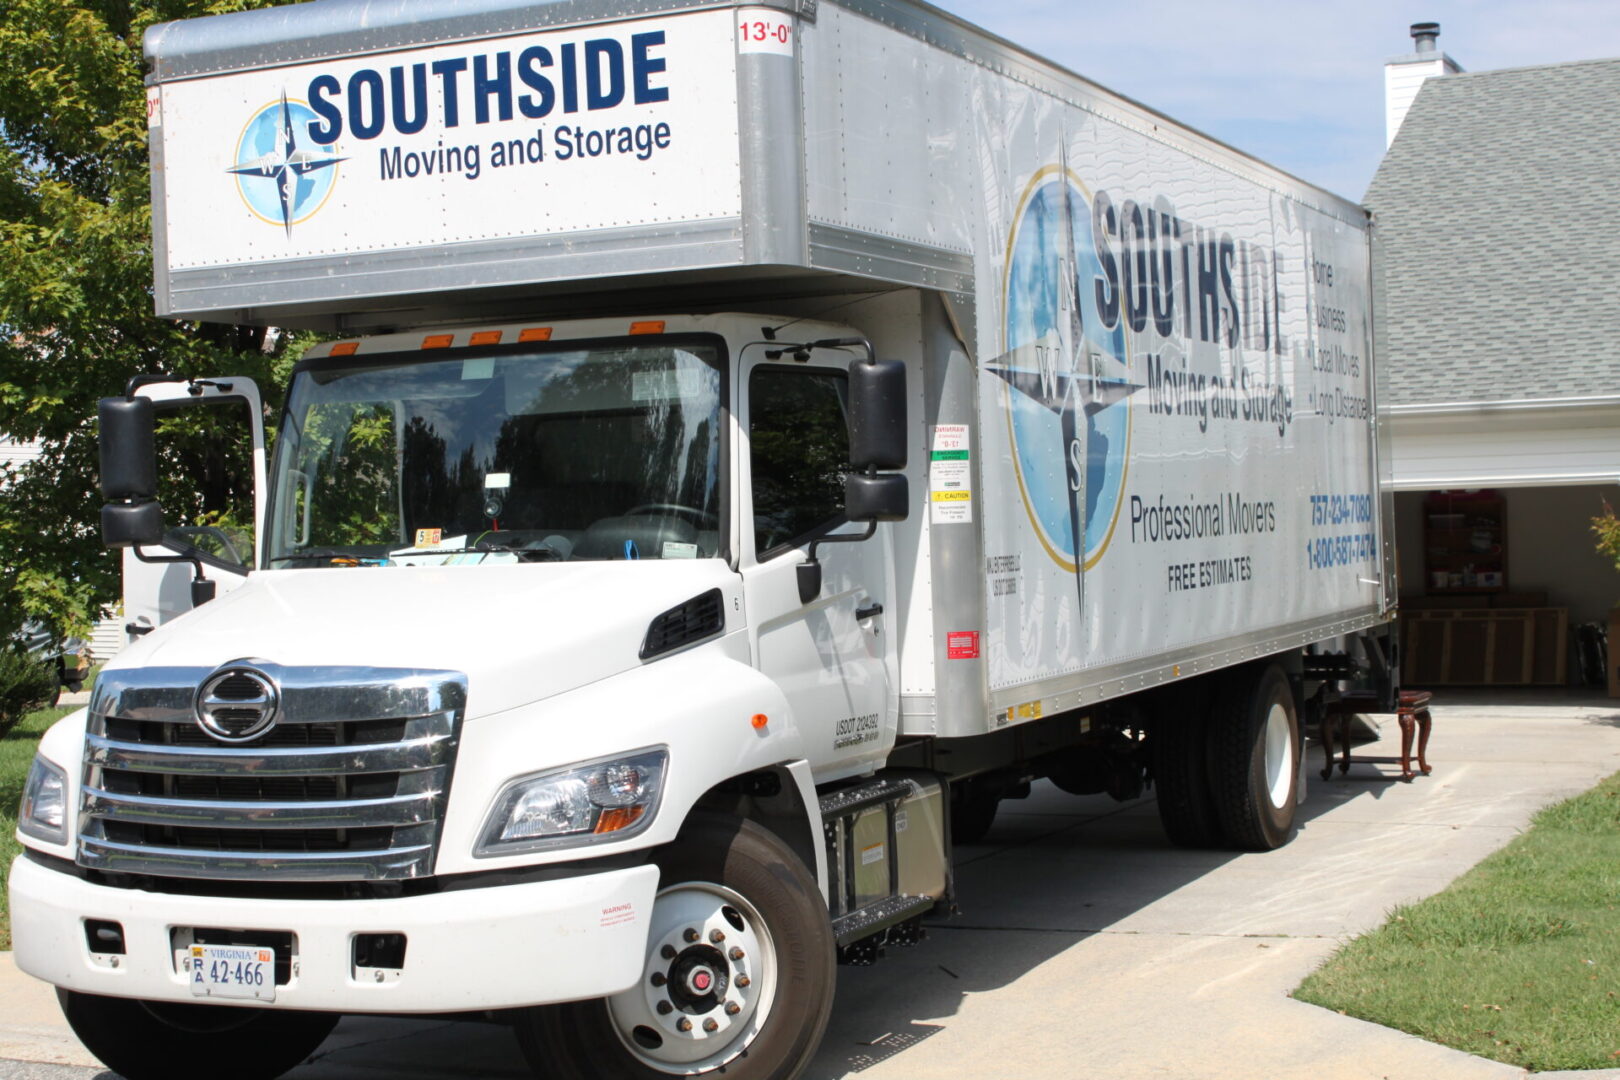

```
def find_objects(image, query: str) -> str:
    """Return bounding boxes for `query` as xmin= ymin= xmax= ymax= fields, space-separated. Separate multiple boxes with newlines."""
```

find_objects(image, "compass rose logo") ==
xmin=991 ymin=167 xmax=1141 ymax=602
xmin=228 ymin=93 xmax=346 ymax=236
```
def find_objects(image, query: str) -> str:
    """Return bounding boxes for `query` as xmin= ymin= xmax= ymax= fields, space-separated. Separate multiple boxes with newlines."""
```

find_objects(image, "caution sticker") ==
xmin=929 ymin=424 xmax=972 ymax=524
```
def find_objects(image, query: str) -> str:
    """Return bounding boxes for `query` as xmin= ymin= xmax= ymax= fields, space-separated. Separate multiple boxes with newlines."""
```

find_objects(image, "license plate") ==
xmin=188 ymin=944 xmax=276 ymax=1002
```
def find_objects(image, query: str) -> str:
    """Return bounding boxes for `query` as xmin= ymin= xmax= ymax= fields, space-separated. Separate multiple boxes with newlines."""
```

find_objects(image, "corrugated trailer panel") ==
xmin=796 ymin=4 xmax=1383 ymax=734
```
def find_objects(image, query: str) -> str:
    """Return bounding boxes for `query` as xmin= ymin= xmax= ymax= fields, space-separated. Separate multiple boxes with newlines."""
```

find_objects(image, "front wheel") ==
xmin=58 ymin=990 xmax=339 ymax=1080
xmin=514 ymin=813 xmax=835 ymax=1080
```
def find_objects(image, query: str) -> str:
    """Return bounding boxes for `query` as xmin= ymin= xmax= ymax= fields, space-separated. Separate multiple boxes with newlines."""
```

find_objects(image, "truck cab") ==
xmin=14 ymin=309 xmax=926 ymax=1080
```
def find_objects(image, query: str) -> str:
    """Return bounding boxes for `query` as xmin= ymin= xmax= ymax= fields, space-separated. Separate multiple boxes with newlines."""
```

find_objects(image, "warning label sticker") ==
xmin=947 ymin=631 xmax=979 ymax=659
xmin=929 ymin=424 xmax=972 ymax=524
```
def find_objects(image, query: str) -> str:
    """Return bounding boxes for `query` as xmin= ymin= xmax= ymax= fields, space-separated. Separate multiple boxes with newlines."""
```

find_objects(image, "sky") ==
xmin=928 ymin=0 xmax=1620 ymax=201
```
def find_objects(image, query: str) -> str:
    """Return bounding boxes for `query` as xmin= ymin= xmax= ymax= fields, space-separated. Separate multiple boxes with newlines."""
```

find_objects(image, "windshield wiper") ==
xmin=273 ymin=549 xmax=387 ymax=566
xmin=424 ymin=540 xmax=566 ymax=562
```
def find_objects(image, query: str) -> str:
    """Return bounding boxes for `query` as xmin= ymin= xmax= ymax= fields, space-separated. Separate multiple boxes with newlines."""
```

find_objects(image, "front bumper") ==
xmin=9 ymin=855 xmax=660 ymax=1012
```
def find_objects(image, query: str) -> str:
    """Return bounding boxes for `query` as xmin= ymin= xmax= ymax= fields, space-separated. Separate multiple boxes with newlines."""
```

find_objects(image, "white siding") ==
xmin=1389 ymin=401 xmax=1620 ymax=490
xmin=91 ymin=614 xmax=125 ymax=664
xmin=1385 ymin=56 xmax=1454 ymax=147
xmin=0 ymin=438 xmax=43 ymax=472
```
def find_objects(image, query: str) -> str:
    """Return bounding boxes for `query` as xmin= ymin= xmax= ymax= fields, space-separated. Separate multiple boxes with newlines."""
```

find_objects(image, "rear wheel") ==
xmin=1208 ymin=663 xmax=1300 ymax=851
xmin=58 ymin=990 xmax=338 ymax=1080
xmin=514 ymin=813 xmax=835 ymax=1080
xmin=1151 ymin=685 xmax=1222 ymax=848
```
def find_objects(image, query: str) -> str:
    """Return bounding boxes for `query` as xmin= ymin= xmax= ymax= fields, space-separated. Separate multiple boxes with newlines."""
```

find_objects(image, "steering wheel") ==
xmin=623 ymin=503 xmax=719 ymax=525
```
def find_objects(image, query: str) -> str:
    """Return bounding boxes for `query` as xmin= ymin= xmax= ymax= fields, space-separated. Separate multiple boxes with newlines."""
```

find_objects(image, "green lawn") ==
xmin=1295 ymin=770 xmax=1620 ymax=1071
xmin=0 ymin=705 xmax=76 ymax=950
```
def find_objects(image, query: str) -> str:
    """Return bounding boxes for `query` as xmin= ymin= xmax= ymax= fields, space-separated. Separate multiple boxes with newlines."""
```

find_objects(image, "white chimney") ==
xmin=1384 ymin=22 xmax=1463 ymax=147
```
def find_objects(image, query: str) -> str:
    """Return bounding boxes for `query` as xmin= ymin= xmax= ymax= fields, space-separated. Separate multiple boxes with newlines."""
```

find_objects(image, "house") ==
xmin=1366 ymin=26 xmax=1620 ymax=685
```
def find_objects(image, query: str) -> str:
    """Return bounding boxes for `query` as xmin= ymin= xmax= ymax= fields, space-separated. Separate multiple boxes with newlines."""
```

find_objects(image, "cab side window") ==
xmin=749 ymin=367 xmax=849 ymax=558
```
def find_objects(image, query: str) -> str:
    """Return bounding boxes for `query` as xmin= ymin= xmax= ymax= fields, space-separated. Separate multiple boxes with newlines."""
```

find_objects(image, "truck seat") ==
xmin=572 ymin=514 xmax=699 ymax=560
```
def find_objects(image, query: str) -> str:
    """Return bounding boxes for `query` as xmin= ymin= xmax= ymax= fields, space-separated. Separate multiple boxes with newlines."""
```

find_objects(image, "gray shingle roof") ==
xmin=1365 ymin=57 xmax=1620 ymax=405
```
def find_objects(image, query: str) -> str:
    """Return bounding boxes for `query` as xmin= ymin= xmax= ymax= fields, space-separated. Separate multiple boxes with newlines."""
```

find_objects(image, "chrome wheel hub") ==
xmin=1264 ymin=702 xmax=1294 ymax=810
xmin=607 ymin=881 xmax=776 ymax=1072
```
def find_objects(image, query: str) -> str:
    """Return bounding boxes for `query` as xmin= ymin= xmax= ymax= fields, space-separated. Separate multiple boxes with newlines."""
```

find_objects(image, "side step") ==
xmin=819 ymin=771 xmax=951 ymax=955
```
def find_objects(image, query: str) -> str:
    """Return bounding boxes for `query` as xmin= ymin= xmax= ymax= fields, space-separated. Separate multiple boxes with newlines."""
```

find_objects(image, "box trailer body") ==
xmin=10 ymin=2 xmax=1394 ymax=1077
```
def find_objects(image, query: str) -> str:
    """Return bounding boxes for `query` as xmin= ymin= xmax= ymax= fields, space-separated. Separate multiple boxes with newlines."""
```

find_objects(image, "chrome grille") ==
xmin=78 ymin=665 xmax=466 ymax=883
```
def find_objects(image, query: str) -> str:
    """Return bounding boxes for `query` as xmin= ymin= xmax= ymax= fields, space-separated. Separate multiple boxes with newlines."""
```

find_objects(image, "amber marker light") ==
xmin=518 ymin=326 xmax=553 ymax=342
xmin=593 ymin=806 xmax=647 ymax=834
xmin=421 ymin=334 xmax=454 ymax=349
xmin=629 ymin=320 xmax=666 ymax=335
xmin=329 ymin=342 xmax=359 ymax=357
xmin=751 ymin=713 xmax=769 ymax=730
xmin=469 ymin=330 xmax=502 ymax=346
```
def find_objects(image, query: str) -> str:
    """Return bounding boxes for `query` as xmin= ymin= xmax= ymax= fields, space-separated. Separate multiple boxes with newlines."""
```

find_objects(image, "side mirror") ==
xmin=847 ymin=360 xmax=907 ymax=470
xmin=101 ymin=501 xmax=164 ymax=548
xmin=99 ymin=396 xmax=162 ymax=549
xmin=99 ymin=396 xmax=156 ymax=499
xmin=844 ymin=473 xmax=909 ymax=523
xmin=796 ymin=559 xmax=823 ymax=605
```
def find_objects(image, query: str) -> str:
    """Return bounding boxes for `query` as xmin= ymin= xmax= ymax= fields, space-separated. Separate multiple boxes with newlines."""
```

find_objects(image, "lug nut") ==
xmin=660 ymin=944 xmax=677 ymax=960
xmin=735 ymin=974 xmax=751 ymax=988
xmin=656 ymin=1001 xmax=673 ymax=1015
xmin=709 ymin=929 xmax=725 ymax=943
xmin=650 ymin=972 xmax=667 ymax=987
xmin=725 ymin=1002 xmax=741 ymax=1015
xmin=703 ymin=1018 xmax=719 ymax=1032
xmin=677 ymin=1018 xmax=692 ymax=1032
xmin=729 ymin=946 xmax=745 ymax=961
xmin=683 ymin=927 xmax=700 ymax=943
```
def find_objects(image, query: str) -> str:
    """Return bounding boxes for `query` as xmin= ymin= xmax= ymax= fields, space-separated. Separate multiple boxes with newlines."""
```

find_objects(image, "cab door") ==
xmin=739 ymin=357 xmax=896 ymax=780
xmin=112 ymin=378 xmax=268 ymax=641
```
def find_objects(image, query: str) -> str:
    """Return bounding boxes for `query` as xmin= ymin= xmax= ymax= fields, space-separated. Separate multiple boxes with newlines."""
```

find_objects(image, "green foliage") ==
xmin=1295 ymin=771 xmax=1620 ymax=1070
xmin=0 ymin=648 xmax=58 ymax=736
xmin=303 ymin=403 xmax=401 ymax=546
xmin=1592 ymin=499 xmax=1620 ymax=577
xmin=0 ymin=0 xmax=306 ymax=640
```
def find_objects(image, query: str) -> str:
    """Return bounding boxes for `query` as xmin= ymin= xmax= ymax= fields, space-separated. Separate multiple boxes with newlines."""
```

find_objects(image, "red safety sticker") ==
xmin=947 ymin=631 xmax=979 ymax=659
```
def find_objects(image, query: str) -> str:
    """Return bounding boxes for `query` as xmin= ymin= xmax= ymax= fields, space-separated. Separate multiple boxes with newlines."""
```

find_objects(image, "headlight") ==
xmin=18 ymin=754 xmax=68 ymax=845
xmin=476 ymin=747 xmax=667 ymax=857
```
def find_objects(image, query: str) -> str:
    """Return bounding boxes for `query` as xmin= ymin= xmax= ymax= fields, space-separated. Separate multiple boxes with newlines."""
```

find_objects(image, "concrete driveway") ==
xmin=3 ymin=691 xmax=1618 ymax=1080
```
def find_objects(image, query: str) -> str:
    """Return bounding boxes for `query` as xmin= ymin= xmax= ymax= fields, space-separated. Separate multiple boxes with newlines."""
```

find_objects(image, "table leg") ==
xmin=1415 ymin=707 xmax=1432 ymax=775
xmin=1397 ymin=709 xmax=1415 ymax=781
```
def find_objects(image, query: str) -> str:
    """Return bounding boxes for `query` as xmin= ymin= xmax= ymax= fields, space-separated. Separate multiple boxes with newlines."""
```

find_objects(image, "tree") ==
xmin=0 ymin=0 xmax=302 ymax=640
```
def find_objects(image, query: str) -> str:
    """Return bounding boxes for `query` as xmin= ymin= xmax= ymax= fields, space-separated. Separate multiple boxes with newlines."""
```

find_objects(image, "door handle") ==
xmin=855 ymin=603 xmax=884 ymax=621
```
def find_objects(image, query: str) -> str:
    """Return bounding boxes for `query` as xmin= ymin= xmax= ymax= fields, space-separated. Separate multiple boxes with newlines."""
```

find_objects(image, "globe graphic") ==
xmin=1003 ymin=173 xmax=1132 ymax=571
xmin=232 ymin=100 xmax=338 ymax=226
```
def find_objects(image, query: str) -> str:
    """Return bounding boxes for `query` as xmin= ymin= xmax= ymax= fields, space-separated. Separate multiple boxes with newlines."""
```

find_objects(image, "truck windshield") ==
xmin=265 ymin=339 xmax=725 ymax=568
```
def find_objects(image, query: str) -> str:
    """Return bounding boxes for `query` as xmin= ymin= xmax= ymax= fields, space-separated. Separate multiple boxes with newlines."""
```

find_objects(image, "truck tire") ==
xmin=57 ymin=989 xmax=338 ymax=1080
xmin=1207 ymin=663 xmax=1300 ymax=851
xmin=514 ymin=813 xmax=835 ymax=1080
xmin=1150 ymin=687 xmax=1222 ymax=848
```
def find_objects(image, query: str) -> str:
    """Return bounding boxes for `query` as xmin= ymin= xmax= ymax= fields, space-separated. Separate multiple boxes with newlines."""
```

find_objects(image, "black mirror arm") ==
xmin=808 ymin=337 xmax=875 ymax=365
xmin=130 ymin=546 xmax=217 ymax=605
xmin=123 ymin=374 xmax=234 ymax=400
xmin=796 ymin=520 xmax=877 ymax=605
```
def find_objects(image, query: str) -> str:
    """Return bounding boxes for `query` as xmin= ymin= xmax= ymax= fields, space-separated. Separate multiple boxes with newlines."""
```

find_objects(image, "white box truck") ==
xmin=10 ymin=1 xmax=1395 ymax=1077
